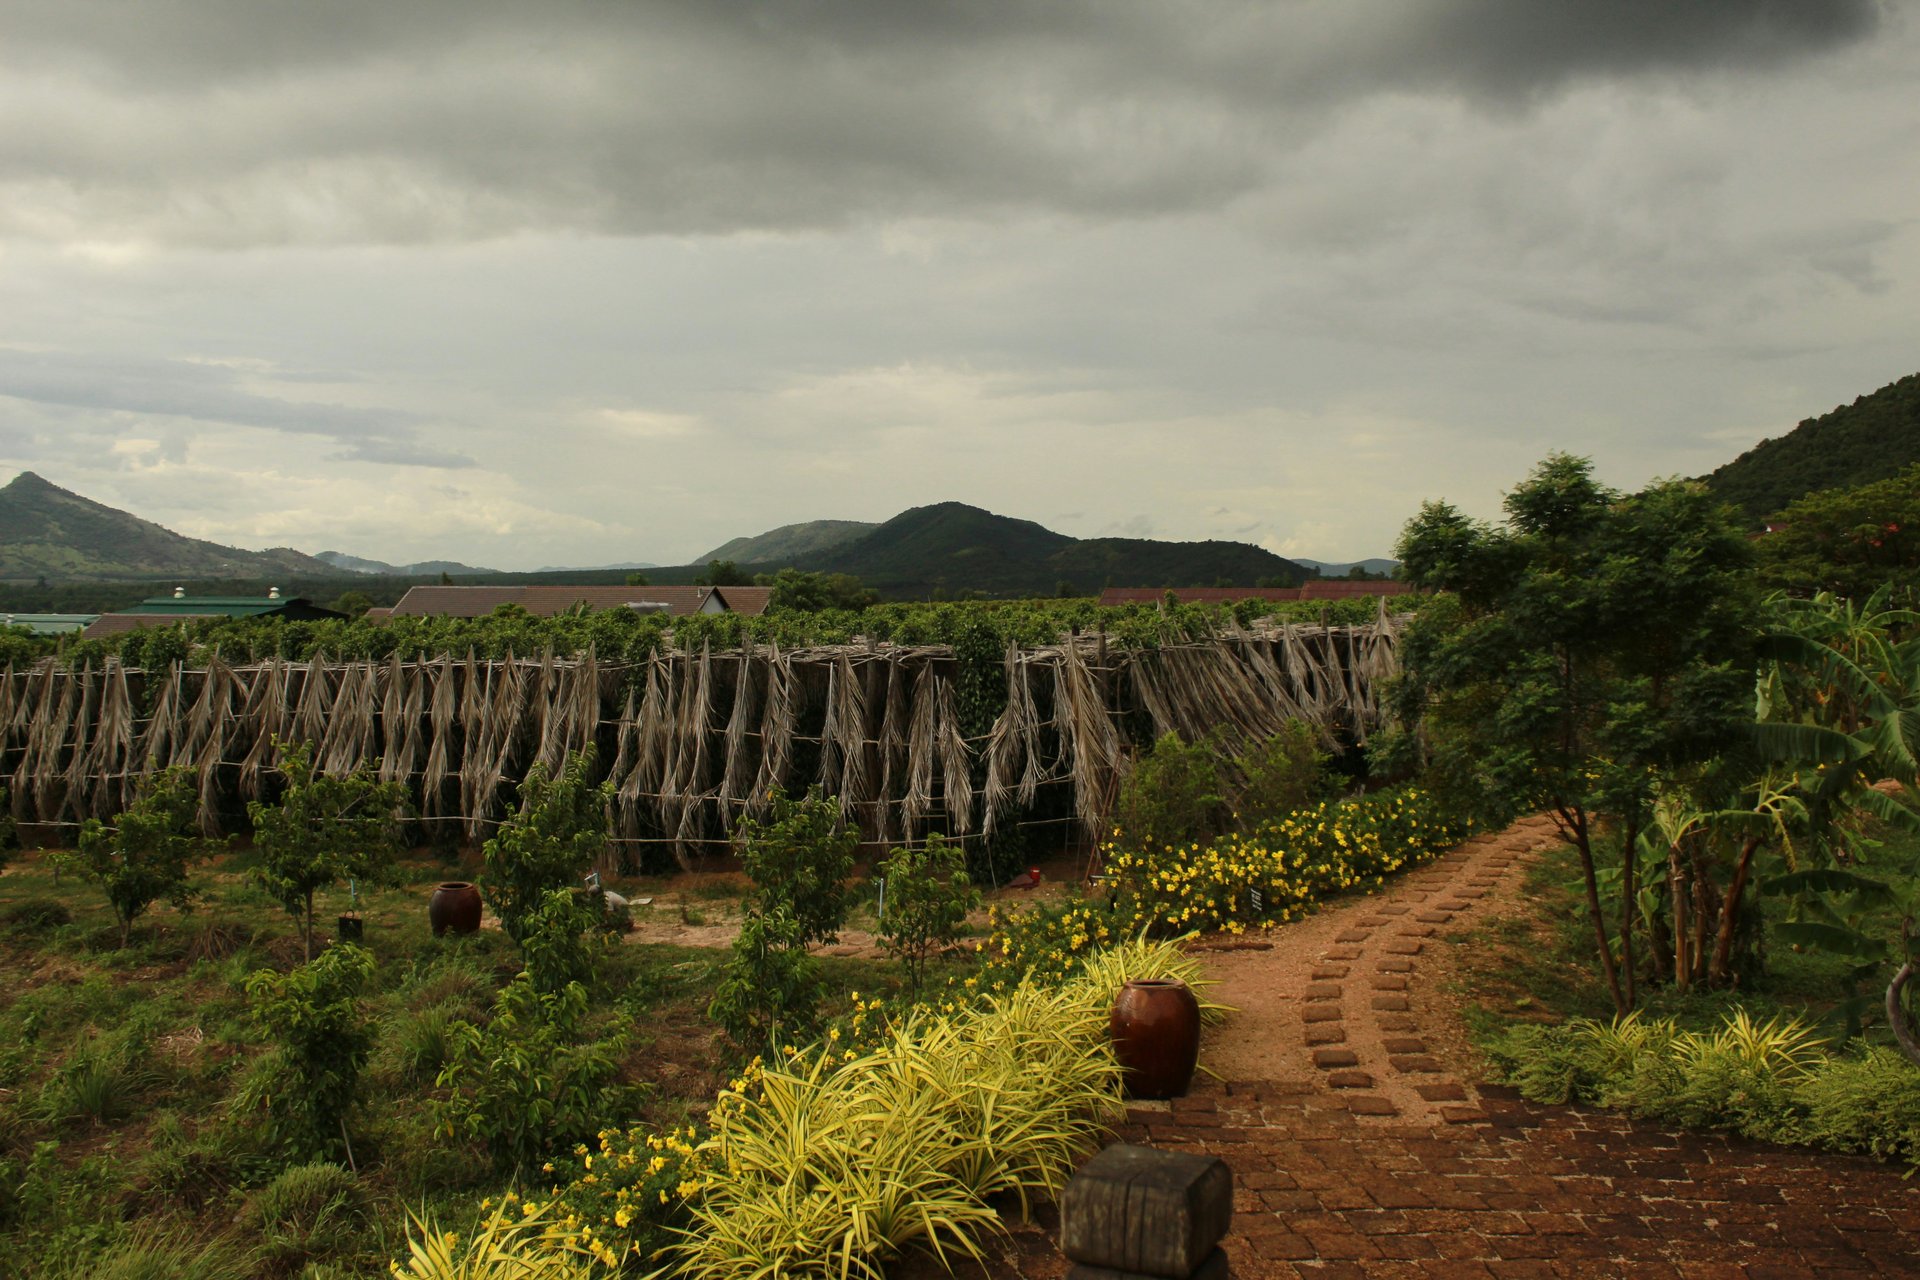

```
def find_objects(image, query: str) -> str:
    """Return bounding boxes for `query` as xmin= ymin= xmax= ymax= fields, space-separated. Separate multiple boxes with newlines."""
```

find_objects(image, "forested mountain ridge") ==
xmin=0 ymin=471 xmax=335 ymax=583
xmin=1702 ymin=371 xmax=1920 ymax=521
xmin=699 ymin=519 xmax=877 ymax=565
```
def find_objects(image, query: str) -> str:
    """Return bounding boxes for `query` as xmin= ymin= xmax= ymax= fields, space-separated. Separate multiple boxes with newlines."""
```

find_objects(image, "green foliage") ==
xmin=735 ymin=786 xmax=855 ymax=948
xmin=1113 ymin=732 xmax=1228 ymax=852
xmin=1756 ymin=462 xmax=1920 ymax=598
xmin=876 ymin=835 xmax=980 ymax=996
xmin=1232 ymin=721 xmax=1330 ymax=818
xmin=37 ymin=1033 xmax=162 ymax=1127
xmin=1486 ymin=1008 xmax=1920 ymax=1164
xmin=479 ymin=748 xmax=611 ymax=945
xmin=695 ymin=558 xmax=751 ymax=586
xmin=240 ymin=942 xmax=377 ymax=1163
xmin=248 ymin=740 xmax=406 ymax=959
xmin=34 ymin=1229 xmax=257 ymax=1280
xmin=709 ymin=907 xmax=822 ymax=1051
xmin=248 ymin=1161 xmax=369 ymax=1273
xmin=0 ymin=784 xmax=13 ymax=873
xmin=436 ymin=975 xmax=638 ymax=1175
xmin=518 ymin=888 xmax=604 ymax=997
xmin=1703 ymin=369 xmax=1920 ymax=523
xmin=391 ymin=1204 xmax=599 ymax=1280
xmin=76 ymin=765 xmax=211 ymax=946
xmin=760 ymin=568 xmax=879 ymax=612
xmin=1394 ymin=454 xmax=1762 ymax=1011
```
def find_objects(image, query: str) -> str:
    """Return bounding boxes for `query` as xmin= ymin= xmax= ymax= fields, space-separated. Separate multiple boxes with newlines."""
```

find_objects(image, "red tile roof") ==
xmin=1296 ymin=579 xmax=1413 ymax=600
xmin=709 ymin=585 xmax=773 ymax=616
xmin=82 ymin=613 xmax=224 ymax=639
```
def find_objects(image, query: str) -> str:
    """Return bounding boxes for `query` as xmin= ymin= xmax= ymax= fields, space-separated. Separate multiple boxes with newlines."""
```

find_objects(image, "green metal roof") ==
xmin=2 ymin=613 xmax=99 ymax=635
xmin=127 ymin=597 xmax=291 ymax=618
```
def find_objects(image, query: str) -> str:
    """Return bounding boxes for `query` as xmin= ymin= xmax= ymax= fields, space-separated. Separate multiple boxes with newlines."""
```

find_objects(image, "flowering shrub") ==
xmin=1103 ymin=786 xmax=1465 ymax=936
xmin=485 ymin=1119 xmax=711 ymax=1269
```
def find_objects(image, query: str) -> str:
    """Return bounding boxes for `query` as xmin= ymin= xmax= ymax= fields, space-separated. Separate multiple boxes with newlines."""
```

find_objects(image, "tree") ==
xmin=241 ymin=942 xmax=377 ymax=1162
xmin=734 ymin=786 xmax=856 ymax=947
xmin=78 ymin=766 xmax=213 ymax=946
xmin=695 ymin=559 xmax=750 ymax=587
xmin=330 ymin=590 xmax=375 ymax=620
xmin=876 ymin=835 xmax=980 ymax=996
xmin=1756 ymin=463 xmax=1920 ymax=600
xmin=249 ymin=741 xmax=407 ymax=959
xmin=625 ymin=571 xmax=650 ymax=587
xmin=760 ymin=568 xmax=879 ymax=612
xmin=480 ymin=748 xmax=611 ymax=944
xmin=1392 ymin=455 xmax=1761 ymax=1013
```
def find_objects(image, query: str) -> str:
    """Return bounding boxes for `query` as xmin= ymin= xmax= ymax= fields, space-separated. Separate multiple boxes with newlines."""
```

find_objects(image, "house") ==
xmin=1096 ymin=581 xmax=1412 ymax=608
xmin=379 ymin=583 xmax=772 ymax=620
xmin=80 ymin=588 xmax=345 ymax=639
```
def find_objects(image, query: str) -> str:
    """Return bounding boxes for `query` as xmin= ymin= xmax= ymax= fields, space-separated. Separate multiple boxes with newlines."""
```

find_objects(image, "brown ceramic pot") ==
xmin=1110 ymin=978 xmax=1201 ymax=1099
xmin=428 ymin=881 xmax=483 ymax=936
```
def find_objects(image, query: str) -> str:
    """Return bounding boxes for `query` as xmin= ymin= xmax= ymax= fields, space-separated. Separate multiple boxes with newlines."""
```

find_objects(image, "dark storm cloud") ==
xmin=0 ymin=347 xmax=473 ymax=467
xmin=0 ymin=0 xmax=1884 ymax=247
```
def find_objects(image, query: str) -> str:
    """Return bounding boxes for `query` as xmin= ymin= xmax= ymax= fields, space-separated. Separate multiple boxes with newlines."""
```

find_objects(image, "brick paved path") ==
xmin=977 ymin=817 xmax=1920 ymax=1279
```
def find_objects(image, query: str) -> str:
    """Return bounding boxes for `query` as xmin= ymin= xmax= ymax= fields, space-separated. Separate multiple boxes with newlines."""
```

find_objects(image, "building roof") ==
xmin=82 ymin=613 xmax=224 ymax=639
xmin=709 ymin=585 xmax=773 ymax=616
xmin=383 ymin=584 xmax=732 ymax=619
xmin=123 ymin=594 xmax=344 ymax=620
xmin=2 ymin=613 xmax=99 ymax=635
xmin=361 ymin=607 xmax=394 ymax=623
xmin=1095 ymin=581 xmax=1412 ymax=608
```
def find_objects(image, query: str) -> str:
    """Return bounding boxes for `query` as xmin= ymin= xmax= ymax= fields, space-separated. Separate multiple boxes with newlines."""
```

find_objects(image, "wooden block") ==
xmin=1068 ymin=1246 xmax=1229 ymax=1280
xmin=1061 ymin=1145 xmax=1233 ymax=1278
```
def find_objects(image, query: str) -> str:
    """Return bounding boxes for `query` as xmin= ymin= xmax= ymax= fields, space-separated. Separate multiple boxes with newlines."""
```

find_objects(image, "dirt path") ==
xmin=961 ymin=816 xmax=1920 ymax=1279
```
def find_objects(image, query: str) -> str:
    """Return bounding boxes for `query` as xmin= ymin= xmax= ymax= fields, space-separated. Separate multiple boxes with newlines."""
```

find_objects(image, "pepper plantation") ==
xmin=5 ymin=458 xmax=1920 ymax=1278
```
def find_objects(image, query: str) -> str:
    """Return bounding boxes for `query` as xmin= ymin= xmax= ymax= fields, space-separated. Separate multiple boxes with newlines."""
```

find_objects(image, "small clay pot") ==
xmin=1110 ymin=978 xmax=1201 ymax=1099
xmin=428 ymin=881 xmax=483 ymax=936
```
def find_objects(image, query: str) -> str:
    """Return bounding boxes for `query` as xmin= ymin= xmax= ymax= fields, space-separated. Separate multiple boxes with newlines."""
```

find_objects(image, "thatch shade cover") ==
xmin=1 ymin=616 xmax=1403 ymax=867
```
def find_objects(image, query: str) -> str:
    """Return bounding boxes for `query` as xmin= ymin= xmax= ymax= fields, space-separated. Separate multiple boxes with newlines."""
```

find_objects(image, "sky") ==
xmin=1 ymin=0 xmax=1916 ymax=571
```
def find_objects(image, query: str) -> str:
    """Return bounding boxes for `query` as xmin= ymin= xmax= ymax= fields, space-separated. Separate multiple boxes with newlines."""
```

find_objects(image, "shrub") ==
xmin=249 ymin=1161 xmax=367 ymax=1272
xmin=1230 ymin=721 xmax=1329 ymax=818
xmin=436 ymin=975 xmax=640 ymax=1175
xmin=480 ymin=749 xmax=611 ymax=945
xmin=709 ymin=907 xmax=822 ymax=1052
xmin=735 ymin=786 xmax=855 ymax=947
xmin=388 ymin=1004 xmax=463 ymax=1088
xmin=876 ymin=834 xmax=980 ymax=997
xmin=2 ymin=898 xmax=73 ymax=939
xmin=76 ymin=765 xmax=212 ymax=946
xmin=518 ymin=888 xmax=604 ymax=997
xmin=1112 ymin=732 xmax=1227 ymax=852
xmin=239 ymin=943 xmax=377 ymax=1163
xmin=391 ymin=1204 xmax=597 ymax=1280
xmin=248 ymin=740 xmax=406 ymax=961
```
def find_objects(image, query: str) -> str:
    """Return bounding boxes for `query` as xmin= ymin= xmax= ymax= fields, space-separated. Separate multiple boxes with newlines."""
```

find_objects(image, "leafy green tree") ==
xmin=708 ymin=907 xmax=821 ymax=1051
xmin=78 ymin=766 xmax=212 ymax=946
xmin=240 ymin=943 xmax=376 ymax=1162
xmin=876 ymin=834 xmax=980 ymax=996
xmin=1757 ymin=463 xmax=1920 ymax=599
xmin=329 ymin=589 xmax=375 ymax=620
xmin=480 ymin=748 xmax=611 ymax=944
xmin=1114 ymin=732 xmax=1228 ymax=852
xmin=735 ymin=786 xmax=856 ymax=946
xmin=519 ymin=886 xmax=604 ymax=996
xmin=1392 ymin=455 xmax=1761 ymax=1013
xmin=695 ymin=559 xmax=750 ymax=587
xmin=624 ymin=570 xmax=650 ymax=587
xmin=760 ymin=568 xmax=879 ymax=612
xmin=249 ymin=741 xmax=407 ymax=960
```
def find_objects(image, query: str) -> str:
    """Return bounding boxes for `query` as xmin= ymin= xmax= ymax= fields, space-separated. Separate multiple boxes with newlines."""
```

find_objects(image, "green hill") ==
xmin=794 ymin=502 xmax=1306 ymax=597
xmin=699 ymin=519 xmax=877 ymax=565
xmin=1703 ymin=372 xmax=1920 ymax=521
xmin=0 ymin=472 xmax=337 ymax=583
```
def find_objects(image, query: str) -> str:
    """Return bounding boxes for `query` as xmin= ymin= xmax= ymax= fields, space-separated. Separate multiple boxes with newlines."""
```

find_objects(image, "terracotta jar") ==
xmin=429 ymin=881 xmax=483 ymax=936
xmin=1110 ymin=978 xmax=1201 ymax=1099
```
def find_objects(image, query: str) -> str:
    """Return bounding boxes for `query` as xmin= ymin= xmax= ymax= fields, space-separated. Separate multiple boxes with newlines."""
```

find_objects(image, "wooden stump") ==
xmin=1060 ymin=1144 xmax=1233 ymax=1279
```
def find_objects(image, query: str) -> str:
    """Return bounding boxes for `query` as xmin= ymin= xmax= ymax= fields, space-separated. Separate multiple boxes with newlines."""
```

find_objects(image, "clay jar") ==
xmin=1110 ymin=978 xmax=1201 ymax=1099
xmin=428 ymin=881 xmax=483 ymax=936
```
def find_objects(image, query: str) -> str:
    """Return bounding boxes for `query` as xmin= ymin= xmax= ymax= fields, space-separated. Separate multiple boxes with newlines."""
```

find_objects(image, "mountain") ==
xmin=532 ymin=561 xmax=658 ymax=573
xmin=1703 ymin=371 xmax=1920 ymax=521
xmin=0 ymin=472 xmax=337 ymax=583
xmin=699 ymin=520 xmax=877 ymax=566
xmin=317 ymin=550 xmax=501 ymax=576
xmin=791 ymin=502 xmax=1307 ymax=597
xmin=1293 ymin=558 xmax=1399 ymax=578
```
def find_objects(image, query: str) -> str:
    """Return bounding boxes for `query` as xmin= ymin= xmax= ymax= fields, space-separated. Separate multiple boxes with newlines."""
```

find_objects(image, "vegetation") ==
xmin=239 ymin=943 xmax=378 ymax=1163
xmin=75 ymin=765 xmax=215 ymax=946
xmin=479 ymin=749 xmax=611 ymax=945
xmin=1703 ymin=369 xmax=1920 ymax=523
xmin=248 ymin=741 xmax=407 ymax=959
xmin=875 ymin=835 xmax=980 ymax=997
xmin=1756 ymin=462 xmax=1920 ymax=598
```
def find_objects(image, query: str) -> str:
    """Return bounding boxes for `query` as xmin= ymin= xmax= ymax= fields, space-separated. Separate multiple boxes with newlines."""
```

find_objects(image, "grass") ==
xmin=0 ymin=844 xmax=914 ymax=1278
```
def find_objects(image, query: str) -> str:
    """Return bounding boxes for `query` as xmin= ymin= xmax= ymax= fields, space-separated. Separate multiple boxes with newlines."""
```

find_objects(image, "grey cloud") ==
xmin=0 ymin=0 xmax=1885 ymax=247
xmin=0 ymin=347 xmax=473 ymax=467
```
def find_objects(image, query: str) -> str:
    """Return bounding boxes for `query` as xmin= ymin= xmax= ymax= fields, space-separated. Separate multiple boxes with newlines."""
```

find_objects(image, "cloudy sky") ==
xmin=1 ymin=1 xmax=1915 ymax=570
